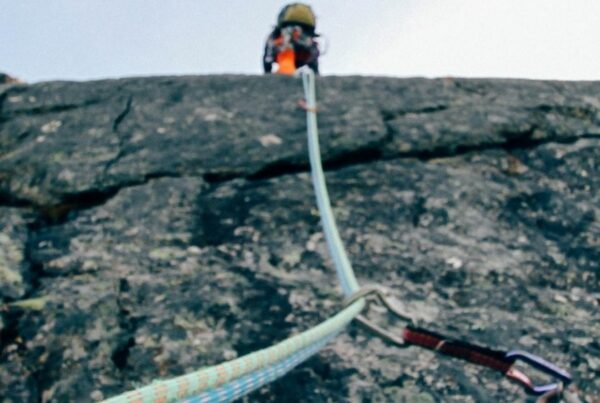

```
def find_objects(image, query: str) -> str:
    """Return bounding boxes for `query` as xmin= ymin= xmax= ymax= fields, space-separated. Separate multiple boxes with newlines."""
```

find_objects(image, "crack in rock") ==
xmin=112 ymin=95 xmax=133 ymax=133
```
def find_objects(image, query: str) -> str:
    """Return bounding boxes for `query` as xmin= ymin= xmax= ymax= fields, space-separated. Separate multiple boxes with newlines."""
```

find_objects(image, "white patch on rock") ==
xmin=82 ymin=260 xmax=98 ymax=271
xmin=0 ymin=233 xmax=24 ymax=295
xmin=553 ymin=293 xmax=568 ymax=303
xmin=149 ymin=247 xmax=186 ymax=261
xmin=258 ymin=134 xmax=283 ymax=147
xmin=131 ymin=132 xmax=145 ymax=143
xmin=186 ymin=246 xmax=203 ymax=255
xmin=194 ymin=106 xmax=234 ymax=122
xmin=306 ymin=232 xmax=324 ymax=252
xmin=58 ymin=169 xmax=75 ymax=182
xmin=281 ymin=246 xmax=303 ymax=266
xmin=41 ymin=120 xmax=62 ymax=133
xmin=203 ymin=112 xmax=219 ymax=121
xmin=518 ymin=335 xmax=536 ymax=347
xmin=446 ymin=256 xmax=463 ymax=269
xmin=587 ymin=356 xmax=600 ymax=371
xmin=361 ymin=233 xmax=390 ymax=254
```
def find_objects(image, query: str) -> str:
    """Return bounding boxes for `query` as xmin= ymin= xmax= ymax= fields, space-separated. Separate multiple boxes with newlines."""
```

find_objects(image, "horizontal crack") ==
xmin=34 ymin=173 xmax=182 ymax=225
xmin=247 ymin=110 xmax=394 ymax=182
xmin=1 ymin=98 xmax=104 ymax=120
xmin=382 ymin=105 xmax=448 ymax=120
xmin=245 ymin=146 xmax=385 ymax=183
xmin=408 ymin=132 xmax=600 ymax=161
xmin=204 ymin=170 xmax=244 ymax=184
xmin=247 ymin=159 xmax=307 ymax=181
xmin=246 ymin=133 xmax=599 ymax=183
xmin=37 ymin=191 xmax=120 ymax=226
xmin=0 ymin=173 xmax=182 ymax=221
xmin=0 ymin=191 xmax=35 ymax=208
xmin=0 ymin=134 xmax=597 ymax=211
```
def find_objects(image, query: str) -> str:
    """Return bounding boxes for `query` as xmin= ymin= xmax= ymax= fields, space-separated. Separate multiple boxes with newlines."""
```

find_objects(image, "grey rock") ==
xmin=0 ymin=73 xmax=20 ymax=85
xmin=0 ymin=208 xmax=29 ymax=300
xmin=0 ymin=75 xmax=598 ymax=402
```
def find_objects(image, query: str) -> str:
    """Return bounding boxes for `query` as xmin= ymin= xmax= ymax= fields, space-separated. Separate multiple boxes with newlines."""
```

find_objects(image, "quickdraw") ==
xmin=343 ymin=285 xmax=576 ymax=398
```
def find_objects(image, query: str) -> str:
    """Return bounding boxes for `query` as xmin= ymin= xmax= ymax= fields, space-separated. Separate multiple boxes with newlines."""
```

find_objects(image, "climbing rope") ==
xmin=103 ymin=68 xmax=364 ymax=403
xmin=180 ymin=332 xmax=339 ymax=403
xmin=104 ymin=68 xmax=579 ymax=403
xmin=102 ymin=302 xmax=361 ymax=403
xmin=302 ymin=68 xmax=360 ymax=297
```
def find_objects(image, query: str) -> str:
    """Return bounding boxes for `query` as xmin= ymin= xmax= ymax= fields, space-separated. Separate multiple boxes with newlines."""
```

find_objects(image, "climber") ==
xmin=263 ymin=3 xmax=320 ymax=75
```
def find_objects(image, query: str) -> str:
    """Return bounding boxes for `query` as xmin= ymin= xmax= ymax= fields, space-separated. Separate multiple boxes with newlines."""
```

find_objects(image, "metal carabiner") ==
xmin=344 ymin=287 xmax=576 ymax=397
xmin=505 ymin=350 xmax=572 ymax=395
xmin=343 ymin=285 xmax=414 ymax=347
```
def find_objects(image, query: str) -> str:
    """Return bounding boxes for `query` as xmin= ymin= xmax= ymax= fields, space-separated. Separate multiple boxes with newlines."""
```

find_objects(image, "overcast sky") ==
xmin=2 ymin=0 xmax=599 ymax=82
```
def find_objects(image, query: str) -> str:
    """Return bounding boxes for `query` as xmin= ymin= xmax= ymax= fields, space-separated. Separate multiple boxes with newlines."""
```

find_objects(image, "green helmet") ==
xmin=277 ymin=3 xmax=316 ymax=29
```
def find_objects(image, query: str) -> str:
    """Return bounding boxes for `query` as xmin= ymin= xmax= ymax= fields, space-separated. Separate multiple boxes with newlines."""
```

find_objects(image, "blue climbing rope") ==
xmin=181 ymin=332 xmax=338 ymax=403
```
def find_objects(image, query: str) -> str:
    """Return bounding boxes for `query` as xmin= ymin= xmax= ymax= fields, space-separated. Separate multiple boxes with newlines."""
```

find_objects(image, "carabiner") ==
xmin=505 ymin=350 xmax=572 ymax=395
xmin=344 ymin=285 xmax=414 ymax=347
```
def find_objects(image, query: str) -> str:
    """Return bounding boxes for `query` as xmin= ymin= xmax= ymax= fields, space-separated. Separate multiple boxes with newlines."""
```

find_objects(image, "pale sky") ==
xmin=2 ymin=0 xmax=599 ymax=82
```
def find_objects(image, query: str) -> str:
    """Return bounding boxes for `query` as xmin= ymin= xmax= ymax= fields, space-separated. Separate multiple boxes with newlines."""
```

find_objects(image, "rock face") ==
xmin=0 ymin=73 xmax=20 ymax=85
xmin=0 ymin=75 xmax=599 ymax=402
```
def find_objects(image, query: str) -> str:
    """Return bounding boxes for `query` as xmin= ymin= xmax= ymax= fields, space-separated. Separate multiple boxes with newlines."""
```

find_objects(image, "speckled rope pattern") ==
xmin=181 ymin=332 xmax=339 ymax=403
xmin=103 ymin=301 xmax=362 ymax=403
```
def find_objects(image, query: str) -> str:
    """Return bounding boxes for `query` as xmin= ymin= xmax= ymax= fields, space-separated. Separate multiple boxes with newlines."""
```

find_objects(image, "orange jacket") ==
xmin=263 ymin=25 xmax=319 ymax=75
